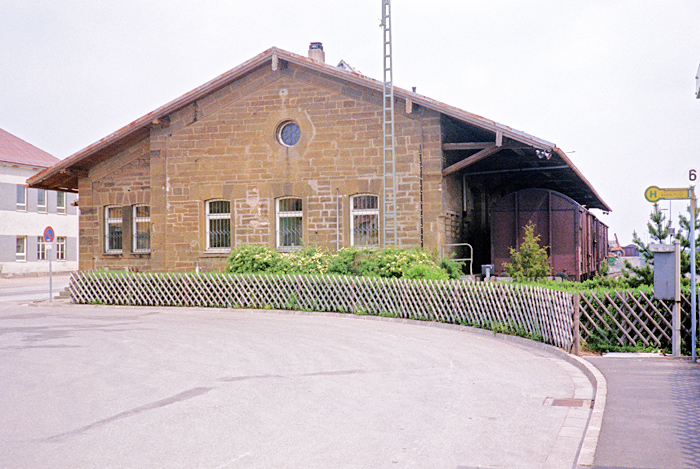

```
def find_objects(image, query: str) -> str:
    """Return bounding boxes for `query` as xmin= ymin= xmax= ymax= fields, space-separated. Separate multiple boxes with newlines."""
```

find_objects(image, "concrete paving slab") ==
xmin=1 ymin=302 xmax=597 ymax=468
xmin=586 ymin=356 xmax=700 ymax=469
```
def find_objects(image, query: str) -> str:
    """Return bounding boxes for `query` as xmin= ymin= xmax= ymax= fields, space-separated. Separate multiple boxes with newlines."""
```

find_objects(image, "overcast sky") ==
xmin=2 ymin=0 xmax=700 ymax=245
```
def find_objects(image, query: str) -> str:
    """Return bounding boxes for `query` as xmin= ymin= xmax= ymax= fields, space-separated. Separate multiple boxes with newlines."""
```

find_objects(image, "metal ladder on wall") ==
xmin=381 ymin=0 xmax=397 ymax=247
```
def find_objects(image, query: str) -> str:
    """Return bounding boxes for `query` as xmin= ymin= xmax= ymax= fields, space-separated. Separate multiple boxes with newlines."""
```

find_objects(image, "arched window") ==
xmin=132 ymin=205 xmax=151 ymax=253
xmin=104 ymin=205 xmax=123 ymax=254
xmin=276 ymin=197 xmax=303 ymax=250
xmin=350 ymin=194 xmax=379 ymax=247
xmin=206 ymin=199 xmax=231 ymax=250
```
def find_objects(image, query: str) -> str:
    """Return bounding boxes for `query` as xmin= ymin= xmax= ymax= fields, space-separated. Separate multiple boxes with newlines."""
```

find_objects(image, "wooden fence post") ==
xmin=573 ymin=293 xmax=581 ymax=356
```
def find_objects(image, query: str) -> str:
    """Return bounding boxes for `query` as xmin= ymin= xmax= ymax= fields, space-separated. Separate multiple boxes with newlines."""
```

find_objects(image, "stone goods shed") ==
xmin=28 ymin=44 xmax=610 ymax=273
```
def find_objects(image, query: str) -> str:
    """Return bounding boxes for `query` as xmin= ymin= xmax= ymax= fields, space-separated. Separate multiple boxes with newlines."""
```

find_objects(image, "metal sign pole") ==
xmin=43 ymin=226 xmax=55 ymax=302
xmin=645 ymin=186 xmax=699 ymax=358
xmin=691 ymin=192 xmax=697 ymax=362
xmin=47 ymin=244 xmax=53 ymax=302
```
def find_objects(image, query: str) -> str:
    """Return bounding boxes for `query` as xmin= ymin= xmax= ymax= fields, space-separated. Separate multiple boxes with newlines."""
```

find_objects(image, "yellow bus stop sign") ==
xmin=644 ymin=186 xmax=693 ymax=203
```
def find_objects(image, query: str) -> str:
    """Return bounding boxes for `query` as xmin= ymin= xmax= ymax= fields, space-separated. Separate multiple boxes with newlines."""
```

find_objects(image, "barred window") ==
xmin=56 ymin=237 xmax=66 ymax=261
xmin=276 ymin=197 xmax=303 ymax=250
xmin=37 ymin=236 xmax=47 ymax=260
xmin=57 ymin=191 xmax=66 ymax=214
xmin=16 ymin=185 xmax=26 ymax=211
xmin=104 ymin=206 xmax=123 ymax=254
xmin=16 ymin=236 xmax=26 ymax=261
xmin=132 ymin=205 xmax=151 ymax=253
xmin=350 ymin=194 xmax=379 ymax=247
xmin=37 ymin=189 xmax=47 ymax=213
xmin=206 ymin=200 xmax=231 ymax=250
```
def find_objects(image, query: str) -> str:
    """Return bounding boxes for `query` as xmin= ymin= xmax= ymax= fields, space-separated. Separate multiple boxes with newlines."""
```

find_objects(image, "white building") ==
xmin=0 ymin=128 xmax=78 ymax=276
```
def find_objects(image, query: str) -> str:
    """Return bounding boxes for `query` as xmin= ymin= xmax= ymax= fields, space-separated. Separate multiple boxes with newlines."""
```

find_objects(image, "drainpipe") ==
xmin=419 ymin=144 xmax=424 ymax=248
xmin=336 ymin=188 xmax=340 ymax=251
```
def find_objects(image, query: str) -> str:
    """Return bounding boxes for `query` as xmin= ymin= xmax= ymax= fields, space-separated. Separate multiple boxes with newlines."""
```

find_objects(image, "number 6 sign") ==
xmin=691 ymin=169 xmax=697 ymax=182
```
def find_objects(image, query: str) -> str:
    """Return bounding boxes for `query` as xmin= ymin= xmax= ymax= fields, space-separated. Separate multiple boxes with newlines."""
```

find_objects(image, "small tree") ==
xmin=503 ymin=221 xmax=551 ymax=281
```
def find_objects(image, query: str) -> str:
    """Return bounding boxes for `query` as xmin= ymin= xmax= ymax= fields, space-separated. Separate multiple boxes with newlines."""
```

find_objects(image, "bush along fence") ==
xmin=69 ymin=271 xmax=575 ymax=350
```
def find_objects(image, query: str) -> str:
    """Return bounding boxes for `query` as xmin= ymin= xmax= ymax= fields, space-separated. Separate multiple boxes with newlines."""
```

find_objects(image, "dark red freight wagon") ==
xmin=491 ymin=188 xmax=608 ymax=281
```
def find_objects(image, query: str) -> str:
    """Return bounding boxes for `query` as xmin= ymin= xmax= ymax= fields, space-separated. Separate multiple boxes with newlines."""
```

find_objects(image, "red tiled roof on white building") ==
xmin=0 ymin=128 xmax=59 ymax=168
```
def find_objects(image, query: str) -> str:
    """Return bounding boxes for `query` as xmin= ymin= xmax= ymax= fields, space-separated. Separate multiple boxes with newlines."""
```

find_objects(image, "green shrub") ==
xmin=225 ymin=245 xmax=281 ymax=274
xmin=503 ymin=221 xmax=550 ymax=281
xmin=355 ymin=247 xmax=455 ymax=279
xmin=326 ymin=247 xmax=367 ymax=276
xmin=226 ymin=245 xmax=463 ymax=280
xmin=439 ymin=256 xmax=463 ymax=280
xmin=583 ymin=327 xmax=665 ymax=354
xmin=403 ymin=263 xmax=450 ymax=280
xmin=277 ymin=246 xmax=332 ymax=275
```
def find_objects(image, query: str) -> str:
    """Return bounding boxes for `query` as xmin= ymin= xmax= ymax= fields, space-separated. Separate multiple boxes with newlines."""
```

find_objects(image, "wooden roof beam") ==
xmin=442 ymin=134 xmax=533 ymax=152
xmin=59 ymin=168 xmax=89 ymax=178
xmin=442 ymin=145 xmax=502 ymax=177
xmin=150 ymin=117 xmax=170 ymax=128
xmin=442 ymin=142 xmax=493 ymax=151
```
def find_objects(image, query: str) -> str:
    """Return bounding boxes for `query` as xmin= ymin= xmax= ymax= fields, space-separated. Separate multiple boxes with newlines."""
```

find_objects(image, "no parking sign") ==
xmin=43 ymin=226 xmax=55 ymax=243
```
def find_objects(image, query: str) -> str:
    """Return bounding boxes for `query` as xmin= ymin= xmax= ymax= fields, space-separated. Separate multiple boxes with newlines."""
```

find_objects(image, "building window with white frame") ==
xmin=206 ymin=200 xmax=230 ymax=250
xmin=350 ymin=194 xmax=380 ymax=247
xmin=16 ymin=236 xmax=26 ymax=261
xmin=16 ymin=185 xmax=26 ymax=211
xmin=37 ymin=236 xmax=47 ymax=260
xmin=57 ymin=191 xmax=66 ymax=214
xmin=276 ymin=197 xmax=303 ymax=250
xmin=56 ymin=237 xmax=66 ymax=261
xmin=104 ymin=206 xmax=123 ymax=254
xmin=37 ymin=189 xmax=47 ymax=213
xmin=132 ymin=205 xmax=151 ymax=253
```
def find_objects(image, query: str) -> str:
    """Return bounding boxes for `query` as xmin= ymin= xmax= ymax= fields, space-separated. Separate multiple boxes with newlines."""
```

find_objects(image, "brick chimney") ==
xmin=308 ymin=42 xmax=325 ymax=63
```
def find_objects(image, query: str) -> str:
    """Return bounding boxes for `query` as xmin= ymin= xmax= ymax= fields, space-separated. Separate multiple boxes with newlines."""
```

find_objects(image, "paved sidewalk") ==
xmin=585 ymin=356 xmax=700 ymax=469
xmin=1 ymin=302 xmax=596 ymax=468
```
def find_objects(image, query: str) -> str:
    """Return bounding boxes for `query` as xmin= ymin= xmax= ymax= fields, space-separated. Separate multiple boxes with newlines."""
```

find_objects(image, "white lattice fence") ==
xmin=69 ymin=271 xmax=575 ymax=349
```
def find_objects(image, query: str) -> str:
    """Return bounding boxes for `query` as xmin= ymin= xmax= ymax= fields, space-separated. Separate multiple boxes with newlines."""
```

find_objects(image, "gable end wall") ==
xmin=79 ymin=63 xmax=445 ymax=272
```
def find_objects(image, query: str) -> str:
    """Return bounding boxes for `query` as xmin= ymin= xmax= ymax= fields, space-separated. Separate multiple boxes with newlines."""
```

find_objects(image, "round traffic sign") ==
xmin=644 ymin=186 xmax=662 ymax=203
xmin=43 ymin=226 xmax=55 ymax=243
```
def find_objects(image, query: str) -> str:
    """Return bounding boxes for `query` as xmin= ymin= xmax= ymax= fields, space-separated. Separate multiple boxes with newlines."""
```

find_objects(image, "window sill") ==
xmin=277 ymin=246 xmax=302 ymax=253
xmin=201 ymin=251 xmax=230 ymax=257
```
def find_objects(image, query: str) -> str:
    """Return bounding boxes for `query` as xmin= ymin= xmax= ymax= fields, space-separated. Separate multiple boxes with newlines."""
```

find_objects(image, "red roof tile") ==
xmin=0 ymin=128 xmax=59 ymax=168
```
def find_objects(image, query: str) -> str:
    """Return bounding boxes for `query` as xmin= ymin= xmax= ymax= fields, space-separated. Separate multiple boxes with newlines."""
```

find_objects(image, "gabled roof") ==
xmin=26 ymin=47 xmax=610 ymax=211
xmin=0 ymin=128 xmax=59 ymax=169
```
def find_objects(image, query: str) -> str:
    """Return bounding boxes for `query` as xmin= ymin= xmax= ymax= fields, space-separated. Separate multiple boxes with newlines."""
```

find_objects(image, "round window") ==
xmin=277 ymin=121 xmax=301 ymax=147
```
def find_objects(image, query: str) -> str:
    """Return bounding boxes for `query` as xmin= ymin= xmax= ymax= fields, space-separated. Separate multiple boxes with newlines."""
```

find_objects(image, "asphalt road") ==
xmin=0 ymin=274 xmax=71 ymax=303
xmin=1 ymin=302 xmax=593 ymax=468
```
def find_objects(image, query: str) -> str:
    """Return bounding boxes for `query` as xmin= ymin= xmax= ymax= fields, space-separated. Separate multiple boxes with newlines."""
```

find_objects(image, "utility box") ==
xmin=650 ymin=241 xmax=681 ymax=357
xmin=650 ymin=243 xmax=680 ymax=300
